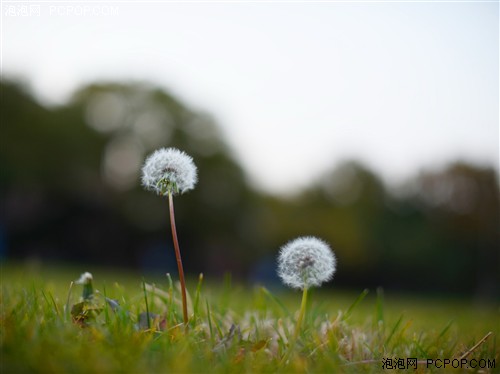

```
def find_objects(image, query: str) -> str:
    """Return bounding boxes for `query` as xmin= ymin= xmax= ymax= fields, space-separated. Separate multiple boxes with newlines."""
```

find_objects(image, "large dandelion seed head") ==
xmin=141 ymin=148 xmax=198 ymax=196
xmin=277 ymin=236 xmax=336 ymax=290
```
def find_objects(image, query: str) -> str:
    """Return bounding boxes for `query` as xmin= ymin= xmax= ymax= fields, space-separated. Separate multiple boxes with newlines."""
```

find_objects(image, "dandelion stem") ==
xmin=168 ymin=190 xmax=189 ymax=330
xmin=294 ymin=286 xmax=308 ymax=342
xmin=280 ymin=287 xmax=309 ymax=366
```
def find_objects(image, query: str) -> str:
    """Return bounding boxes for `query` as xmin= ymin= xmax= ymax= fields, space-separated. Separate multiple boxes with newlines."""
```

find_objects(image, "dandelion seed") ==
xmin=278 ymin=236 xmax=336 ymax=290
xmin=141 ymin=147 xmax=198 ymax=196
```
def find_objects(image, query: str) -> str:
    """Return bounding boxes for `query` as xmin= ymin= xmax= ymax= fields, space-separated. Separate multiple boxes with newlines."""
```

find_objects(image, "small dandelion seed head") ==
xmin=277 ymin=236 xmax=336 ymax=290
xmin=76 ymin=272 xmax=93 ymax=285
xmin=141 ymin=148 xmax=198 ymax=196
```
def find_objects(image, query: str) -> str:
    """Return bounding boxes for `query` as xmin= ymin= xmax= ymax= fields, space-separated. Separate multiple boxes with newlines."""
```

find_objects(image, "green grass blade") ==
xmin=48 ymin=291 xmax=60 ymax=318
xmin=166 ymin=273 xmax=174 ymax=324
xmin=103 ymin=284 xmax=110 ymax=324
xmin=375 ymin=287 xmax=384 ymax=323
xmin=261 ymin=287 xmax=290 ymax=316
xmin=220 ymin=272 xmax=232 ymax=311
xmin=385 ymin=314 xmax=404 ymax=347
xmin=64 ymin=281 xmax=74 ymax=321
xmin=343 ymin=288 xmax=369 ymax=320
xmin=206 ymin=300 xmax=214 ymax=342
xmin=193 ymin=273 xmax=204 ymax=322
xmin=142 ymin=278 xmax=150 ymax=330
xmin=438 ymin=319 xmax=454 ymax=340
xmin=41 ymin=290 xmax=52 ymax=311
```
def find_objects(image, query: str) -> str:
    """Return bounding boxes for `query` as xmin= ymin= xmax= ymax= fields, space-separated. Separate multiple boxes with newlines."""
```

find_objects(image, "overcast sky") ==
xmin=3 ymin=1 xmax=498 ymax=194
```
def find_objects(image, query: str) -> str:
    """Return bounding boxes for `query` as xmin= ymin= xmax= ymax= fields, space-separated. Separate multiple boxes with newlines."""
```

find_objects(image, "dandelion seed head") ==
xmin=277 ymin=236 xmax=336 ymax=290
xmin=141 ymin=148 xmax=198 ymax=196
xmin=76 ymin=272 xmax=93 ymax=285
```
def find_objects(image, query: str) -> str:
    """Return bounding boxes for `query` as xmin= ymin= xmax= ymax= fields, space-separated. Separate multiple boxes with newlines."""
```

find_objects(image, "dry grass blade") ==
xmin=457 ymin=331 xmax=493 ymax=360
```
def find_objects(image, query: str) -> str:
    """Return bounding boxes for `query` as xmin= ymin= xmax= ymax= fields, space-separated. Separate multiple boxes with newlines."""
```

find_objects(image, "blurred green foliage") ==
xmin=0 ymin=80 xmax=498 ymax=299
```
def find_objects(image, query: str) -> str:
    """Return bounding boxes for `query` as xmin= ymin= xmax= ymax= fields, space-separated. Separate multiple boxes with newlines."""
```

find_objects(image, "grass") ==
xmin=1 ymin=262 xmax=498 ymax=373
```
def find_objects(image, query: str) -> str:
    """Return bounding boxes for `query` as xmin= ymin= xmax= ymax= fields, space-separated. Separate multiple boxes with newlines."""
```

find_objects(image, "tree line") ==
xmin=1 ymin=80 xmax=498 ymax=299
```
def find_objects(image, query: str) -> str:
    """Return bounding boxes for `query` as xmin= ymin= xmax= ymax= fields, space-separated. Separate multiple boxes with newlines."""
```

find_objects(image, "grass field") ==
xmin=1 ymin=262 xmax=498 ymax=373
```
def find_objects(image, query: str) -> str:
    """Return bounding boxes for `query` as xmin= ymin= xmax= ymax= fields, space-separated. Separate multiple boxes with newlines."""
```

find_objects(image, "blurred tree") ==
xmin=410 ymin=163 xmax=499 ymax=299
xmin=258 ymin=160 xmax=499 ymax=298
xmin=0 ymin=80 xmax=265 ymax=275
xmin=263 ymin=162 xmax=393 ymax=289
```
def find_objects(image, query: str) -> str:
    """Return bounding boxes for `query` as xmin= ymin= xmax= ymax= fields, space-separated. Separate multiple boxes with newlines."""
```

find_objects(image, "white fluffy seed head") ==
xmin=76 ymin=272 xmax=93 ymax=285
xmin=277 ymin=236 xmax=336 ymax=290
xmin=141 ymin=148 xmax=198 ymax=196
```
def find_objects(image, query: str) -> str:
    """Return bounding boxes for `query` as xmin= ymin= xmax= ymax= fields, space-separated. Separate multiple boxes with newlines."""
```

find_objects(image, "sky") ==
xmin=2 ymin=1 xmax=499 ymax=194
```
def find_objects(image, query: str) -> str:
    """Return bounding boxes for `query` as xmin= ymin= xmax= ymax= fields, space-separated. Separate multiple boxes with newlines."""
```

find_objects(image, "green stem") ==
xmin=294 ymin=286 xmax=308 ymax=341
xmin=142 ymin=278 xmax=151 ymax=330
xmin=64 ymin=281 xmax=74 ymax=322
xmin=168 ymin=191 xmax=189 ymax=330
xmin=280 ymin=287 xmax=309 ymax=366
xmin=82 ymin=281 xmax=93 ymax=301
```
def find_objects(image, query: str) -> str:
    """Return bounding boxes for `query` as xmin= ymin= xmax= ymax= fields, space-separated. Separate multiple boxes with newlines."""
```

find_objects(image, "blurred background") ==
xmin=1 ymin=2 xmax=498 ymax=300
